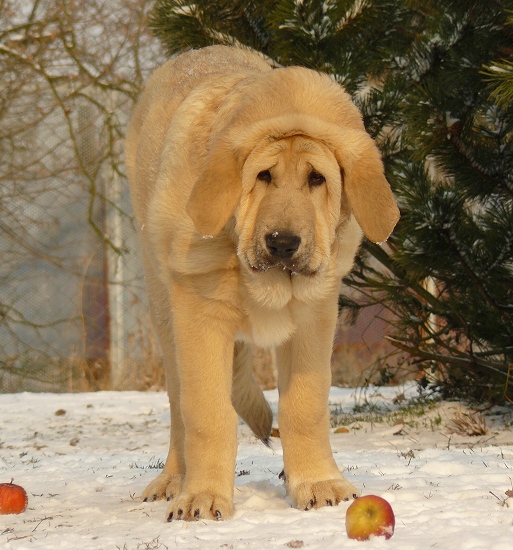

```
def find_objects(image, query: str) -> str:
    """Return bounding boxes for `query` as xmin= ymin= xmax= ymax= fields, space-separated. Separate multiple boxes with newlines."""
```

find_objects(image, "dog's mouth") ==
xmin=240 ymin=230 xmax=320 ymax=277
xmin=244 ymin=253 xmax=318 ymax=277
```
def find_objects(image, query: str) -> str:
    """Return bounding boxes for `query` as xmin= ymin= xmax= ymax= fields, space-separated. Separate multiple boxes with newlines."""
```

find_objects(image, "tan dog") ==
xmin=125 ymin=46 xmax=399 ymax=522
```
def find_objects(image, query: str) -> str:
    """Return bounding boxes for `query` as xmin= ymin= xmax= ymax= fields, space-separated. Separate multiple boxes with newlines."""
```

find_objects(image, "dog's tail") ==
xmin=232 ymin=342 xmax=273 ymax=445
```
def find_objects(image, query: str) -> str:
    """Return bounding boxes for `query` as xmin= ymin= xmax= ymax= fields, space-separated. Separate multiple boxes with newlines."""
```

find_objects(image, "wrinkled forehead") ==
xmin=245 ymin=135 xmax=338 ymax=170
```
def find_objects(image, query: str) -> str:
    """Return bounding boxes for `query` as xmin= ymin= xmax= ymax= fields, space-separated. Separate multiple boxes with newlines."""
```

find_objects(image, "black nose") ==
xmin=265 ymin=231 xmax=301 ymax=259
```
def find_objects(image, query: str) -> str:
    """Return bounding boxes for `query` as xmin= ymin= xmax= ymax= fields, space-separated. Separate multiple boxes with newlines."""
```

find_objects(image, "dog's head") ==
xmin=186 ymin=66 xmax=399 ymax=279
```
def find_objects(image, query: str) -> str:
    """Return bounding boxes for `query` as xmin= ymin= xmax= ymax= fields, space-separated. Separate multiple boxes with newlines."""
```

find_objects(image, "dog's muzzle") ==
xmin=246 ymin=229 xmax=315 ymax=275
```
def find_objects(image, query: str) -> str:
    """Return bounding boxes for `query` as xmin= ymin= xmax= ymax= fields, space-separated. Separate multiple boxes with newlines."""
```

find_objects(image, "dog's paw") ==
xmin=288 ymin=477 xmax=360 ymax=511
xmin=165 ymin=492 xmax=234 ymax=522
xmin=141 ymin=473 xmax=183 ymax=502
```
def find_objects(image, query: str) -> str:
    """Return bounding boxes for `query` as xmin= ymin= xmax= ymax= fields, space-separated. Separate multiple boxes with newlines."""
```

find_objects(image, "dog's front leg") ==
xmin=166 ymin=278 xmax=239 ymax=521
xmin=277 ymin=296 xmax=360 ymax=511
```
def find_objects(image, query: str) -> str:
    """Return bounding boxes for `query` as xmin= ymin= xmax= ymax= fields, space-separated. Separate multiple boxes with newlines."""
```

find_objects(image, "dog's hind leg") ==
xmin=231 ymin=342 xmax=273 ymax=444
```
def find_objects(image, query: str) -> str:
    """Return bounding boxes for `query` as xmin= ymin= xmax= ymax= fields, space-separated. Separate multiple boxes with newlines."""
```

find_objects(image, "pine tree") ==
xmin=149 ymin=0 xmax=513 ymax=402
xmin=150 ymin=0 xmax=414 ymax=92
xmin=352 ymin=0 xmax=513 ymax=402
xmin=484 ymin=12 xmax=513 ymax=110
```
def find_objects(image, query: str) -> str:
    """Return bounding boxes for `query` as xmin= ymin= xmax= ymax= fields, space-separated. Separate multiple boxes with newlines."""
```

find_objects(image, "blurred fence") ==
xmin=0 ymin=87 xmax=162 ymax=392
xmin=1 ymin=0 xmax=169 ymax=392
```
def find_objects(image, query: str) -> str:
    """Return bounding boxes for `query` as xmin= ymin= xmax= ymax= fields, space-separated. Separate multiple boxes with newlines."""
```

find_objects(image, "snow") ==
xmin=1 ymin=386 xmax=513 ymax=549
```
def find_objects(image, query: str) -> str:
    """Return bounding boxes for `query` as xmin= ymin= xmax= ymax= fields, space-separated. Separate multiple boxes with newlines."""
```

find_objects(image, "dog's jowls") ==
xmin=125 ymin=45 xmax=399 ymax=522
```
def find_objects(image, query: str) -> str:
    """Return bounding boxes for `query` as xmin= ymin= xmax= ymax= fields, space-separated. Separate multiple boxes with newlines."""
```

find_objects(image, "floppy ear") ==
xmin=186 ymin=139 xmax=242 ymax=237
xmin=337 ymin=132 xmax=400 ymax=243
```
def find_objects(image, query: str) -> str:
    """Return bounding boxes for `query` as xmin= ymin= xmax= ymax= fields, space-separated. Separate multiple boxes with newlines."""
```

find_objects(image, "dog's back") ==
xmin=125 ymin=47 xmax=272 ymax=224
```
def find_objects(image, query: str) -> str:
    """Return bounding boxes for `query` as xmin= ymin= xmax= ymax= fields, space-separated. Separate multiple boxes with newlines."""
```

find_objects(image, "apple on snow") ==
xmin=345 ymin=494 xmax=395 ymax=541
xmin=0 ymin=481 xmax=28 ymax=515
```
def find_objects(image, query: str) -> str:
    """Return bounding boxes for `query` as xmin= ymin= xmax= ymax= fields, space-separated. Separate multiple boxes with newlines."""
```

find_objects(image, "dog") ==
xmin=125 ymin=45 xmax=399 ymax=522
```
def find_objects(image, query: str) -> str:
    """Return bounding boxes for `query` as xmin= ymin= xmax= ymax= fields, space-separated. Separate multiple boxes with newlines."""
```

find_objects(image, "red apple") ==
xmin=345 ymin=495 xmax=395 ymax=541
xmin=0 ymin=481 xmax=28 ymax=514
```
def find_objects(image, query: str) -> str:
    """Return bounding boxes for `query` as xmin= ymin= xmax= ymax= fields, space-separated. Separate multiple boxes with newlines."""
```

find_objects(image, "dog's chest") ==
xmin=237 ymin=300 xmax=296 ymax=348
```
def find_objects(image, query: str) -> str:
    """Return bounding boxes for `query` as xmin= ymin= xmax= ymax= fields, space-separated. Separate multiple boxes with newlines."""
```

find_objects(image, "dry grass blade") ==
xmin=448 ymin=410 xmax=488 ymax=436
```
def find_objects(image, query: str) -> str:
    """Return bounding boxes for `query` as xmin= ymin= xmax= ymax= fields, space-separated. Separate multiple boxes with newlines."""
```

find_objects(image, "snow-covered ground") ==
xmin=1 ymin=385 xmax=513 ymax=549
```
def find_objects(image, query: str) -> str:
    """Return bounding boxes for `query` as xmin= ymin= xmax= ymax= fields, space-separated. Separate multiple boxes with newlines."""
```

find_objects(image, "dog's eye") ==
xmin=308 ymin=171 xmax=326 ymax=187
xmin=257 ymin=170 xmax=272 ymax=183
